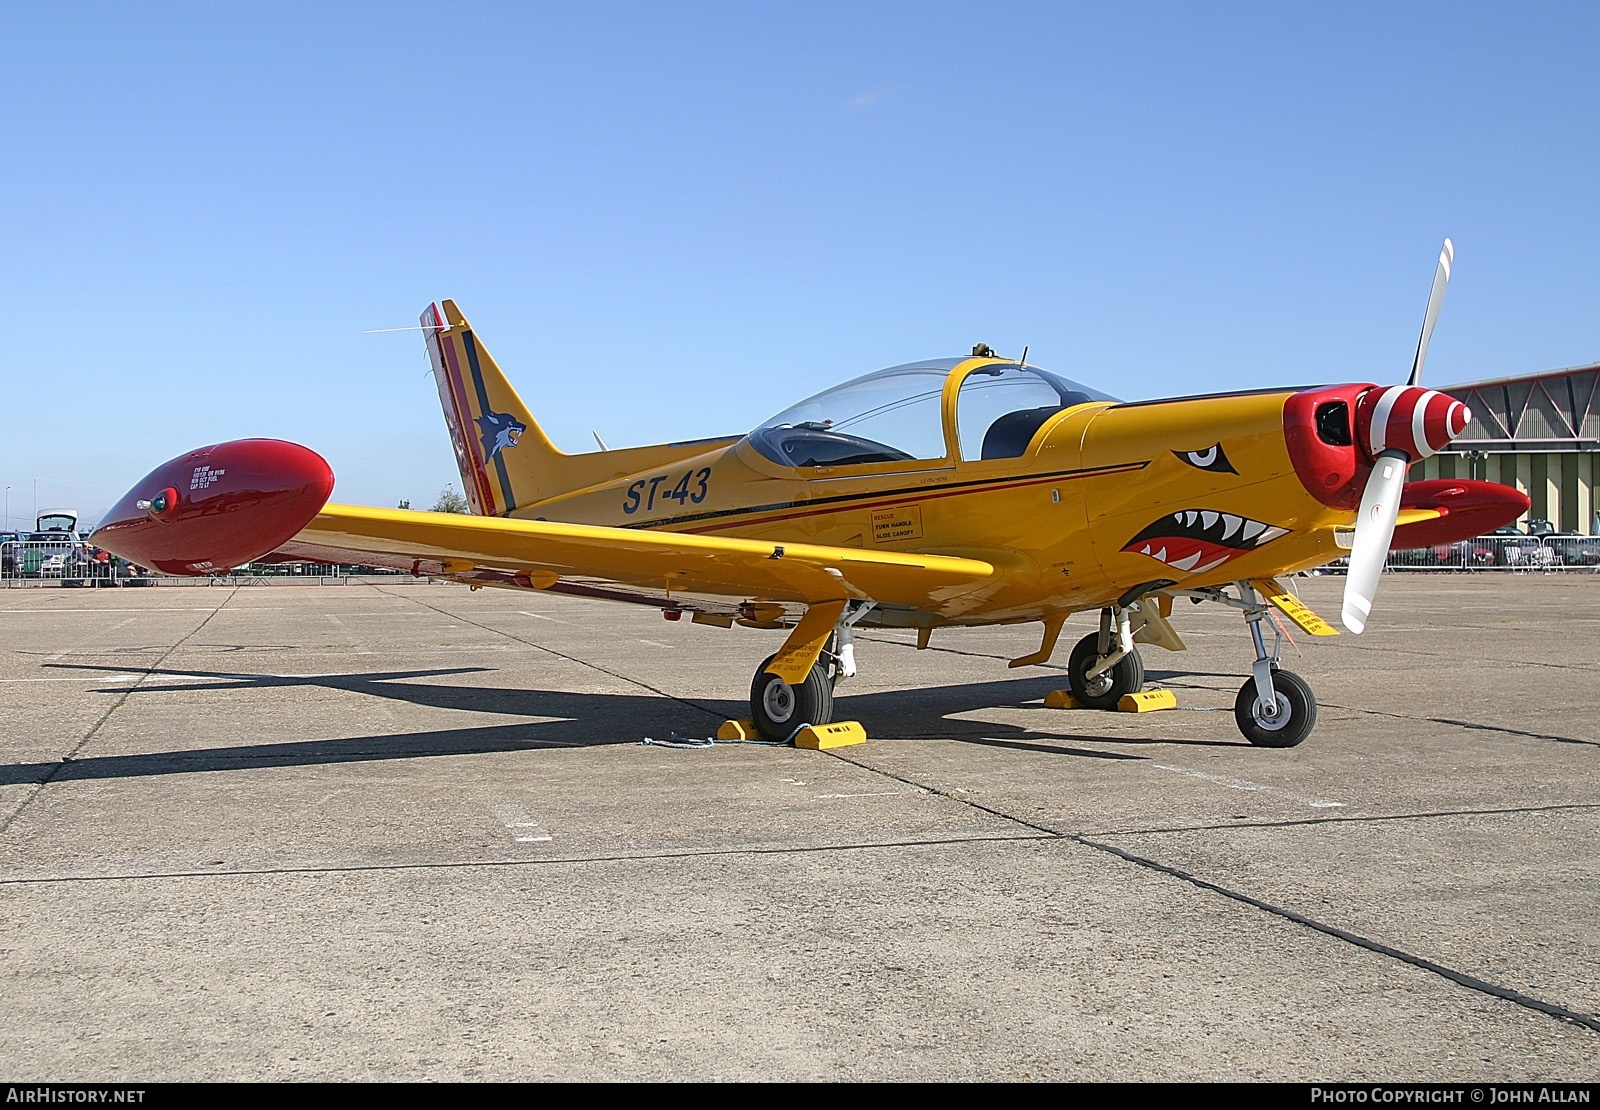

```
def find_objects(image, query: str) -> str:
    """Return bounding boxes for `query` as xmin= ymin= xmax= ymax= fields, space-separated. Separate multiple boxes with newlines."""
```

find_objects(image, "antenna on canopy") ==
xmin=1018 ymin=346 xmax=1029 ymax=367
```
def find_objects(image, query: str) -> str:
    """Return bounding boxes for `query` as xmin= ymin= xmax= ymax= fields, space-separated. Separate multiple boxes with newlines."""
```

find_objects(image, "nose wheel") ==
xmin=1234 ymin=667 xmax=1316 ymax=747
xmin=1170 ymin=580 xmax=1324 ymax=748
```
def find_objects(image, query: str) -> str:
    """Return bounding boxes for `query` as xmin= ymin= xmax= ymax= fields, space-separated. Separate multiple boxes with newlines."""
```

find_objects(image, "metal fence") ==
xmin=1323 ymin=534 xmax=1600 ymax=573
xmin=0 ymin=538 xmax=415 ymax=587
xmin=0 ymin=538 xmax=154 ymax=588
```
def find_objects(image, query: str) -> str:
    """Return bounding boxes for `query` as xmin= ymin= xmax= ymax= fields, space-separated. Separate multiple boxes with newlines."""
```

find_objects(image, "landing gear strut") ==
xmin=1171 ymin=580 xmax=1320 ymax=747
xmin=1231 ymin=581 xmax=1317 ymax=747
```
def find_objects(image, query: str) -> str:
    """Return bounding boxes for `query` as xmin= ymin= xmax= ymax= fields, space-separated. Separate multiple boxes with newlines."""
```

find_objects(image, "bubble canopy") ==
xmin=747 ymin=359 xmax=1118 ymax=468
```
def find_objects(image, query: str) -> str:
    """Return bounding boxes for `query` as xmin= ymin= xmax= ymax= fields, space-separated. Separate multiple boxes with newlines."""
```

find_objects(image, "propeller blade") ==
xmin=1341 ymin=450 xmax=1409 ymax=633
xmin=1406 ymin=238 xmax=1454 ymax=386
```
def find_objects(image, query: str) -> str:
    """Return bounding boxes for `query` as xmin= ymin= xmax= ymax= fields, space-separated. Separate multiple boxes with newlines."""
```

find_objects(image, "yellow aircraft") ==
xmin=94 ymin=241 xmax=1528 ymax=747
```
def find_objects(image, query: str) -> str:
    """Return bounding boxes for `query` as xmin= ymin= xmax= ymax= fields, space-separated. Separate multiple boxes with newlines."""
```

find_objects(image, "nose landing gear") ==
xmin=1233 ymin=579 xmax=1317 ymax=747
xmin=1172 ymin=580 xmax=1318 ymax=747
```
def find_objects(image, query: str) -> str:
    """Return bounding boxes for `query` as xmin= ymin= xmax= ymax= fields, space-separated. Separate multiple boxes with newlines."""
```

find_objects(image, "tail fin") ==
xmin=422 ymin=301 xmax=741 ymax=517
xmin=423 ymin=300 xmax=568 ymax=515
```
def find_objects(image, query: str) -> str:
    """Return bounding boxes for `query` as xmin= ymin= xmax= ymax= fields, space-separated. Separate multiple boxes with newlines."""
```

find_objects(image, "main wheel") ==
xmin=1233 ymin=668 xmax=1317 ymax=748
xmin=1066 ymin=632 xmax=1145 ymax=711
xmin=750 ymin=654 xmax=835 ymax=741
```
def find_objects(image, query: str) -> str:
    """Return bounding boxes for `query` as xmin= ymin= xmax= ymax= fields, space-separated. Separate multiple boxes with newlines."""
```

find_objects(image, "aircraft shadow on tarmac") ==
xmin=0 ymin=663 xmax=1244 ymax=786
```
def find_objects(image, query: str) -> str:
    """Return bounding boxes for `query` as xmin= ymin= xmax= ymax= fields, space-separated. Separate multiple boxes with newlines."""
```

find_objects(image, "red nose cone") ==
xmin=92 ymin=439 xmax=335 ymax=574
xmin=1355 ymin=386 xmax=1470 ymax=461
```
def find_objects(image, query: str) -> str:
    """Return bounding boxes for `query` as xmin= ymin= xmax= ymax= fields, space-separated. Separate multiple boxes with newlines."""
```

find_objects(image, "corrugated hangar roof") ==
xmin=1440 ymin=362 xmax=1600 ymax=451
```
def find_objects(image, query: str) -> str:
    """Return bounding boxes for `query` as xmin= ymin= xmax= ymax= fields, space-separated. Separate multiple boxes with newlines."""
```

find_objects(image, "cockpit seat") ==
xmin=980 ymin=405 xmax=1068 ymax=460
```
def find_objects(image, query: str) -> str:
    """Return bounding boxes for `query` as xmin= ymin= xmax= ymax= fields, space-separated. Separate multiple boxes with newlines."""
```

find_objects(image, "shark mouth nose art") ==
xmin=1121 ymin=510 xmax=1289 ymax=575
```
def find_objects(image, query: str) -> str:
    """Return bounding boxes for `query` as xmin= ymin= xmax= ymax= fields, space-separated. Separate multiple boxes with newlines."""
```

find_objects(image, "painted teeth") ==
xmin=1129 ymin=512 xmax=1289 ymax=568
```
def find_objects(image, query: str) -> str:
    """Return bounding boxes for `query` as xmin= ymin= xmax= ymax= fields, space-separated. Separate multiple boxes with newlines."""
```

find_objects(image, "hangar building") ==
xmin=1408 ymin=362 xmax=1600 ymax=535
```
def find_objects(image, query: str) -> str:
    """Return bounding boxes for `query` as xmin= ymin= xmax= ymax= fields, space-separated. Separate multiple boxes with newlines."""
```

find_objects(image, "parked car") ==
xmin=0 ymin=532 xmax=20 ymax=575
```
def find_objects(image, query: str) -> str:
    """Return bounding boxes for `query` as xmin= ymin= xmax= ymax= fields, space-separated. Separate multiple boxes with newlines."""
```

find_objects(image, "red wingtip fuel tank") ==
xmin=92 ymin=439 xmax=335 ymax=575
xmin=1391 ymin=479 xmax=1531 ymax=550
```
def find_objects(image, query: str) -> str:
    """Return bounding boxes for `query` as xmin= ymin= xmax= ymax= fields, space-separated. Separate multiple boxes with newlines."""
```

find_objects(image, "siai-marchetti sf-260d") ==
xmin=95 ymin=241 xmax=1527 ymax=747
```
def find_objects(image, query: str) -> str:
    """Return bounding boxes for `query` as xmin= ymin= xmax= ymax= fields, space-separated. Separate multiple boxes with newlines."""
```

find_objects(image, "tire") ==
xmin=1066 ymin=632 xmax=1144 ymax=711
xmin=750 ymin=653 xmax=835 ymax=741
xmin=1234 ymin=668 xmax=1317 ymax=748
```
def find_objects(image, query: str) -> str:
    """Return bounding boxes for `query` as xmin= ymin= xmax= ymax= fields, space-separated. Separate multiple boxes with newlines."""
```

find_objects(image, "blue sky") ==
xmin=4 ymin=2 xmax=1597 ymax=530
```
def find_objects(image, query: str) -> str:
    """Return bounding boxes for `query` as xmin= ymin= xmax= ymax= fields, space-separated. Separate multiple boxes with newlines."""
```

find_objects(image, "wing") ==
xmin=272 ymin=504 xmax=994 ymax=618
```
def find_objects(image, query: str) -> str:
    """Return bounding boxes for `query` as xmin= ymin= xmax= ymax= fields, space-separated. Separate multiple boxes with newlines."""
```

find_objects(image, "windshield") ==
xmin=749 ymin=361 xmax=956 ymax=467
xmin=749 ymin=358 xmax=1117 ymax=468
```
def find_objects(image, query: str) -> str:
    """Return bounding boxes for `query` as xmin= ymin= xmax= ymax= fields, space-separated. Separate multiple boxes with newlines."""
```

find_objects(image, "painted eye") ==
xmin=1175 ymin=444 xmax=1237 ymax=474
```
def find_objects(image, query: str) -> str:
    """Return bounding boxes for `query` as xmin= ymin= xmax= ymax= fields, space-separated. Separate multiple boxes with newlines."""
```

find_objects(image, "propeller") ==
xmin=1407 ymin=239 xmax=1454 ymax=387
xmin=1342 ymin=450 xmax=1409 ymax=633
xmin=1341 ymin=238 xmax=1470 ymax=633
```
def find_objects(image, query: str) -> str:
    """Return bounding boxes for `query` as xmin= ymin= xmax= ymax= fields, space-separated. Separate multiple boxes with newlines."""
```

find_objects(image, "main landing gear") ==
xmin=748 ymin=603 xmax=872 ymax=740
xmin=1067 ymin=606 xmax=1145 ymax=710
xmin=744 ymin=585 xmax=1320 ymax=748
xmin=750 ymin=652 xmax=834 ymax=739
